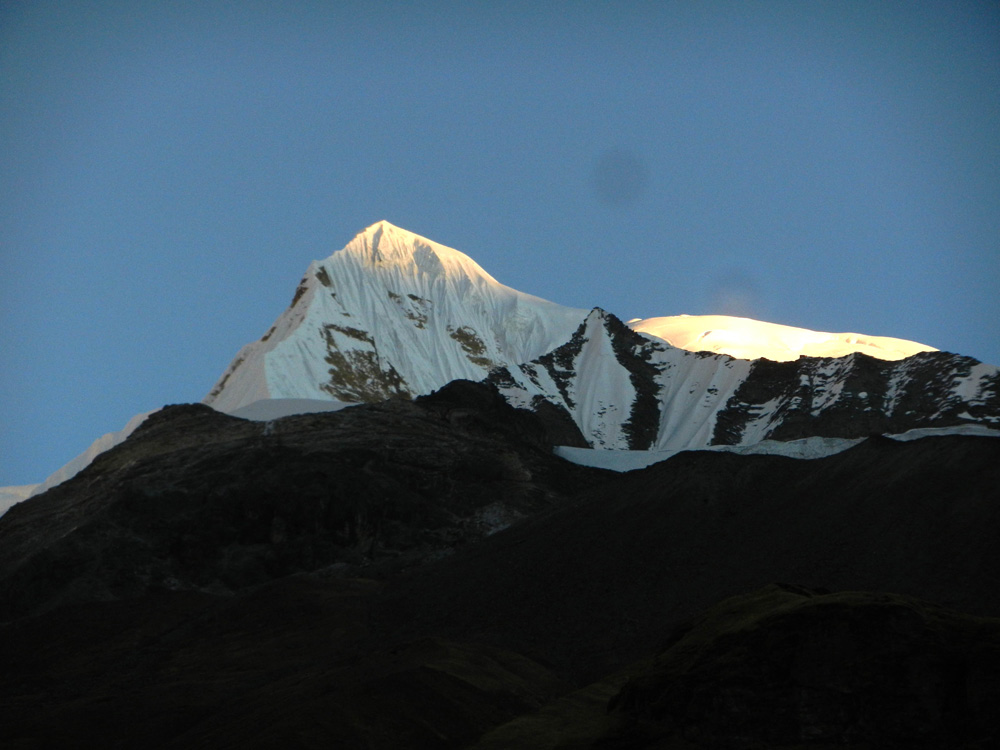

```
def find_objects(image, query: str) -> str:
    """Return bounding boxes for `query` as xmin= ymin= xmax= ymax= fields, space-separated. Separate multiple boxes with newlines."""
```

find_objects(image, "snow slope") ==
xmin=630 ymin=314 xmax=937 ymax=362
xmin=491 ymin=309 xmax=752 ymax=450
xmin=204 ymin=221 xmax=589 ymax=413
xmin=556 ymin=424 xmax=1000 ymax=472
xmin=493 ymin=308 xmax=1000 ymax=452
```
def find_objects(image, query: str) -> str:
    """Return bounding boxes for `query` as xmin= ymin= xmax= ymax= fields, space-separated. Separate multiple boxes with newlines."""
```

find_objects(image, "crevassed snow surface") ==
xmin=630 ymin=314 xmax=937 ymax=362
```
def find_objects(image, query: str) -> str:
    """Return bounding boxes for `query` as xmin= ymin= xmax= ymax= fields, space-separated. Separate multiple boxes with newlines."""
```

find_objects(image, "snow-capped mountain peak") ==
xmin=346 ymin=220 xmax=500 ymax=285
xmin=203 ymin=222 xmax=588 ymax=413
xmin=202 ymin=222 xmax=996 ymax=450
xmin=4 ymin=222 xmax=997 ymax=511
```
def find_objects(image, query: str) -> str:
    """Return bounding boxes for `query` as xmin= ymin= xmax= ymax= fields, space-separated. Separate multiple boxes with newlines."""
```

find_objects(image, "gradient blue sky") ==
xmin=2 ymin=1 xmax=999 ymax=486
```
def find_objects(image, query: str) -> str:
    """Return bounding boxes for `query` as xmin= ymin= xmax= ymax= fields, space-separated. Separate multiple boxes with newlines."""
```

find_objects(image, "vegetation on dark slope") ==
xmin=1 ymin=381 xmax=998 ymax=748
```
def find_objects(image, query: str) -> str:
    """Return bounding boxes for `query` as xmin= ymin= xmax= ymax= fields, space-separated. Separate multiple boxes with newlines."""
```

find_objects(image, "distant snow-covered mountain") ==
xmin=491 ymin=308 xmax=999 ymax=451
xmin=205 ymin=220 xmax=999 ymax=452
xmin=4 ymin=221 xmax=997 ymax=512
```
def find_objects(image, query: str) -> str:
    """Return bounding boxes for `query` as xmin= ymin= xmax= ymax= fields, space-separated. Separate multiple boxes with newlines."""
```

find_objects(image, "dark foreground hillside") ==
xmin=1 ymin=382 xmax=998 ymax=748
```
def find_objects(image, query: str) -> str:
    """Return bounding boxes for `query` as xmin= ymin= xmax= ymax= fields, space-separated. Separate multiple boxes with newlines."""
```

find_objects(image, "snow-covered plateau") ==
xmin=4 ymin=220 xmax=998 ymax=513
xmin=630 ymin=314 xmax=938 ymax=362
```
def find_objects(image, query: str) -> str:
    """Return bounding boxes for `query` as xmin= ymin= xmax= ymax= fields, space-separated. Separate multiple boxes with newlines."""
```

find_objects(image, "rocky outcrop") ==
xmin=494 ymin=309 xmax=1000 ymax=450
xmin=713 ymin=349 xmax=1000 ymax=444
xmin=0 ymin=381 xmax=608 ymax=621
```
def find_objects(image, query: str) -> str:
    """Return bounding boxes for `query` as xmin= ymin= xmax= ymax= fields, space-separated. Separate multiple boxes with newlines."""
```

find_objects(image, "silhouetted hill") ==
xmin=1 ymin=381 xmax=998 ymax=748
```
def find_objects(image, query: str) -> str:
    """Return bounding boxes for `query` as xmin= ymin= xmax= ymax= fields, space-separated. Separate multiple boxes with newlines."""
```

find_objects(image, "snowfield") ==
xmin=630 ymin=314 xmax=937 ymax=362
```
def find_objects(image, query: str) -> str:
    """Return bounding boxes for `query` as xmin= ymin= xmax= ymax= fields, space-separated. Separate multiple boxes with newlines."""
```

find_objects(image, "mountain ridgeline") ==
xmin=2 ymin=221 xmax=999 ymax=748
xmin=207 ymin=221 xmax=999 ymax=452
xmin=2 ymin=381 xmax=998 ymax=748
xmin=493 ymin=308 xmax=999 ymax=449
xmin=203 ymin=221 xmax=587 ymax=413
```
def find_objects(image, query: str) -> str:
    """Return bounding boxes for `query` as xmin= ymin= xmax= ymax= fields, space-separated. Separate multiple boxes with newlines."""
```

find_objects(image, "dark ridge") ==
xmin=375 ymin=433 xmax=1000 ymax=683
xmin=1 ymin=380 xmax=998 ymax=747
xmin=534 ymin=312 xmax=592 ymax=410
xmin=0 ymin=382 xmax=611 ymax=622
xmin=712 ymin=349 xmax=998 ymax=445
xmin=601 ymin=309 xmax=664 ymax=450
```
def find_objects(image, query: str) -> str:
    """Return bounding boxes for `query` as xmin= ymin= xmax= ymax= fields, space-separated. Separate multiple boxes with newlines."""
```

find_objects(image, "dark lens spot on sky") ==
xmin=592 ymin=149 xmax=650 ymax=207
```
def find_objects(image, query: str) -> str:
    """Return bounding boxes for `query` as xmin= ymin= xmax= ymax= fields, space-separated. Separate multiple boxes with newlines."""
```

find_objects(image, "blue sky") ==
xmin=2 ymin=0 xmax=998 ymax=486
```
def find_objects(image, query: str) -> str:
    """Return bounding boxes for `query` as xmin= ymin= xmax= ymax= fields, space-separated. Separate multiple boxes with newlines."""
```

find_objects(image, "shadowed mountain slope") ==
xmin=375 ymin=433 xmax=1000 ymax=682
xmin=1 ymin=381 xmax=998 ymax=748
xmin=0 ymin=381 xmax=610 ymax=622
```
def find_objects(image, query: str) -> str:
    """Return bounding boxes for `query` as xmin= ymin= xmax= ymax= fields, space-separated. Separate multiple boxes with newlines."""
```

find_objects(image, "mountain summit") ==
xmin=343 ymin=220 xmax=496 ymax=279
xmin=204 ymin=222 xmax=998 ymax=453
xmin=6 ymin=222 xmax=996 ymax=510
xmin=203 ymin=221 xmax=587 ymax=413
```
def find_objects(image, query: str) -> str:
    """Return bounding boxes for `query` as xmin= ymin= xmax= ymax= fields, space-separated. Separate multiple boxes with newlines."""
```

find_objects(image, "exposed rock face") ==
xmin=713 ymin=349 xmax=1000 ymax=444
xmin=493 ymin=308 xmax=1000 ymax=450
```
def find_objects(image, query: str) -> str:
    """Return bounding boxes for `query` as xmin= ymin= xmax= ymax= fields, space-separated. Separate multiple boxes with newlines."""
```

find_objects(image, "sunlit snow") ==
xmin=630 ymin=315 xmax=937 ymax=362
xmin=204 ymin=220 xmax=588 ymax=413
xmin=6 ymin=222 xmax=993 ymax=509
